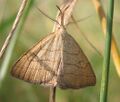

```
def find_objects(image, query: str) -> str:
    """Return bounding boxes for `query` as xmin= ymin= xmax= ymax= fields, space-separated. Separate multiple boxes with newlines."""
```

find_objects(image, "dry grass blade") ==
xmin=0 ymin=0 xmax=28 ymax=59
xmin=92 ymin=0 xmax=120 ymax=76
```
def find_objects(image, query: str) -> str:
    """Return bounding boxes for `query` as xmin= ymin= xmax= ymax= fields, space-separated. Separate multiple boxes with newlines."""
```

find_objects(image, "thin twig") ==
xmin=0 ymin=0 xmax=28 ymax=59
xmin=49 ymin=87 xmax=56 ymax=102
xmin=92 ymin=0 xmax=120 ymax=77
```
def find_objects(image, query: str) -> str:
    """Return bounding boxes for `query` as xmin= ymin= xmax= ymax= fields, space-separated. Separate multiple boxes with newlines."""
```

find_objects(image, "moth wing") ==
xmin=57 ymin=33 xmax=96 ymax=89
xmin=11 ymin=33 xmax=62 ymax=86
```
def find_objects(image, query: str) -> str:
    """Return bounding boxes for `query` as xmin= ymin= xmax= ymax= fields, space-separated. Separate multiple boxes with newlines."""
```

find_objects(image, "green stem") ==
xmin=0 ymin=0 xmax=34 ymax=90
xmin=100 ymin=0 xmax=114 ymax=102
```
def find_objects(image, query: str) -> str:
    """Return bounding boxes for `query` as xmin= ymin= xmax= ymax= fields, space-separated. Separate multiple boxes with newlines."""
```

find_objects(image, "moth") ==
xmin=11 ymin=0 xmax=96 ymax=89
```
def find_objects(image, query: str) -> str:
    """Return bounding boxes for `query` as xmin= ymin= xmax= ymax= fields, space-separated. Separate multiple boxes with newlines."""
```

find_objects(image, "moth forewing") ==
xmin=11 ymin=33 xmax=60 ymax=85
xmin=57 ymin=32 xmax=96 ymax=89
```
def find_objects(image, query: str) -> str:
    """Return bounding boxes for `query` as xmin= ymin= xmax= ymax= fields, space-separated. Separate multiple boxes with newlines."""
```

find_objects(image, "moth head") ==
xmin=54 ymin=5 xmax=70 ymax=32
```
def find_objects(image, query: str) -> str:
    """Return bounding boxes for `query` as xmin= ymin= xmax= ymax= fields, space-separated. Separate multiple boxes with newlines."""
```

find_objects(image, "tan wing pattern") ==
xmin=11 ymin=31 xmax=96 ymax=89
xmin=11 ymin=33 xmax=62 ymax=86
xmin=57 ymin=32 xmax=96 ymax=89
xmin=11 ymin=0 xmax=96 ymax=89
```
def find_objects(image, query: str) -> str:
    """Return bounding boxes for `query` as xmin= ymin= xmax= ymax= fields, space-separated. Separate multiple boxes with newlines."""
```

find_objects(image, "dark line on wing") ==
xmin=26 ymin=34 xmax=56 ymax=82
xmin=21 ymin=54 xmax=36 ymax=80
xmin=64 ymin=61 xmax=82 ymax=69
xmin=63 ymin=51 xmax=80 ymax=55
xmin=31 ymin=52 xmax=57 ymax=76
xmin=27 ymin=35 xmax=57 ymax=83
xmin=36 ymin=48 xmax=80 ymax=55
xmin=13 ymin=56 xmax=27 ymax=75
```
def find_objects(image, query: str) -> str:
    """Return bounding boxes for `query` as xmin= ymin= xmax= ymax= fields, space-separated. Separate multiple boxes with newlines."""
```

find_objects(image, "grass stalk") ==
xmin=49 ymin=87 xmax=56 ymax=102
xmin=92 ymin=0 xmax=120 ymax=77
xmin=100 ymin=0 xmax=114 ymax=102
xmin=0 ymin=0 xmax=28 ymax=59
xmin=0 ymin=0 xmax=34 ymax=89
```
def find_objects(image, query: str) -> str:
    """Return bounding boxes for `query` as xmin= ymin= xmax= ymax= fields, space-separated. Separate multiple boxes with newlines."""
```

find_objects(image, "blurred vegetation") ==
xmin=0 ymin=0 xmax=120 ymax=102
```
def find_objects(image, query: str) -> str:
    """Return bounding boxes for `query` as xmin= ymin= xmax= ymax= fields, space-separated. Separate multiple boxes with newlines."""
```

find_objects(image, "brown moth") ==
xmin=11 ymin=0 xmax=96 ymax=89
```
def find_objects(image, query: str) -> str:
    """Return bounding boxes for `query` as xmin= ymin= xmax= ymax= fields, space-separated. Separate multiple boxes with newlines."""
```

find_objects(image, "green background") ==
xmin=0 ymin=0 xmax=120 ymax=102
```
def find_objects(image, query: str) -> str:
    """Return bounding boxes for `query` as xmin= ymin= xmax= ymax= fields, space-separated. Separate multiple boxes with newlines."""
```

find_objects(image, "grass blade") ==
xmin=0 ymin=0 xmax=28 ymax=59
xmin=92 ymin=0 xmax=120 ymax=77
xmin=0 ymin=0 xmax=34 ymax=89
xmin=100 ymin=0 xmax=114 ymax=102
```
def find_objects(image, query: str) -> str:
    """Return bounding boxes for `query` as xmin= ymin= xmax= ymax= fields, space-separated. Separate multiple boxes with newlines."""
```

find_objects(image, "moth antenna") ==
xmin=56 ymin=5 xmax=70 ymax=30
xmin=56 ymin=5 xmax=66 ymax=30
xmin=36 ymin=7 xmax=60 ymax=26
xmin=68 ymin=14 xmax=93 ymax=25
xmin=71 ymin=15 xmax=102 ymax=56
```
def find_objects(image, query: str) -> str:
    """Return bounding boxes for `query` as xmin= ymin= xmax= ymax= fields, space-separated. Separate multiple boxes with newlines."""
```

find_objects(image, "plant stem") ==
xmin=49 ymin=87 xmax=56 ymax=102
xmin=0 ymin=0 xmax=34 ymax=89
xmin=100 ymin=0 xmax=114 ymax=102
xmin=92 ymin=0 xmax=120 ymax=77
xmin=0 ymin=0 xmax=28 ymax=59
